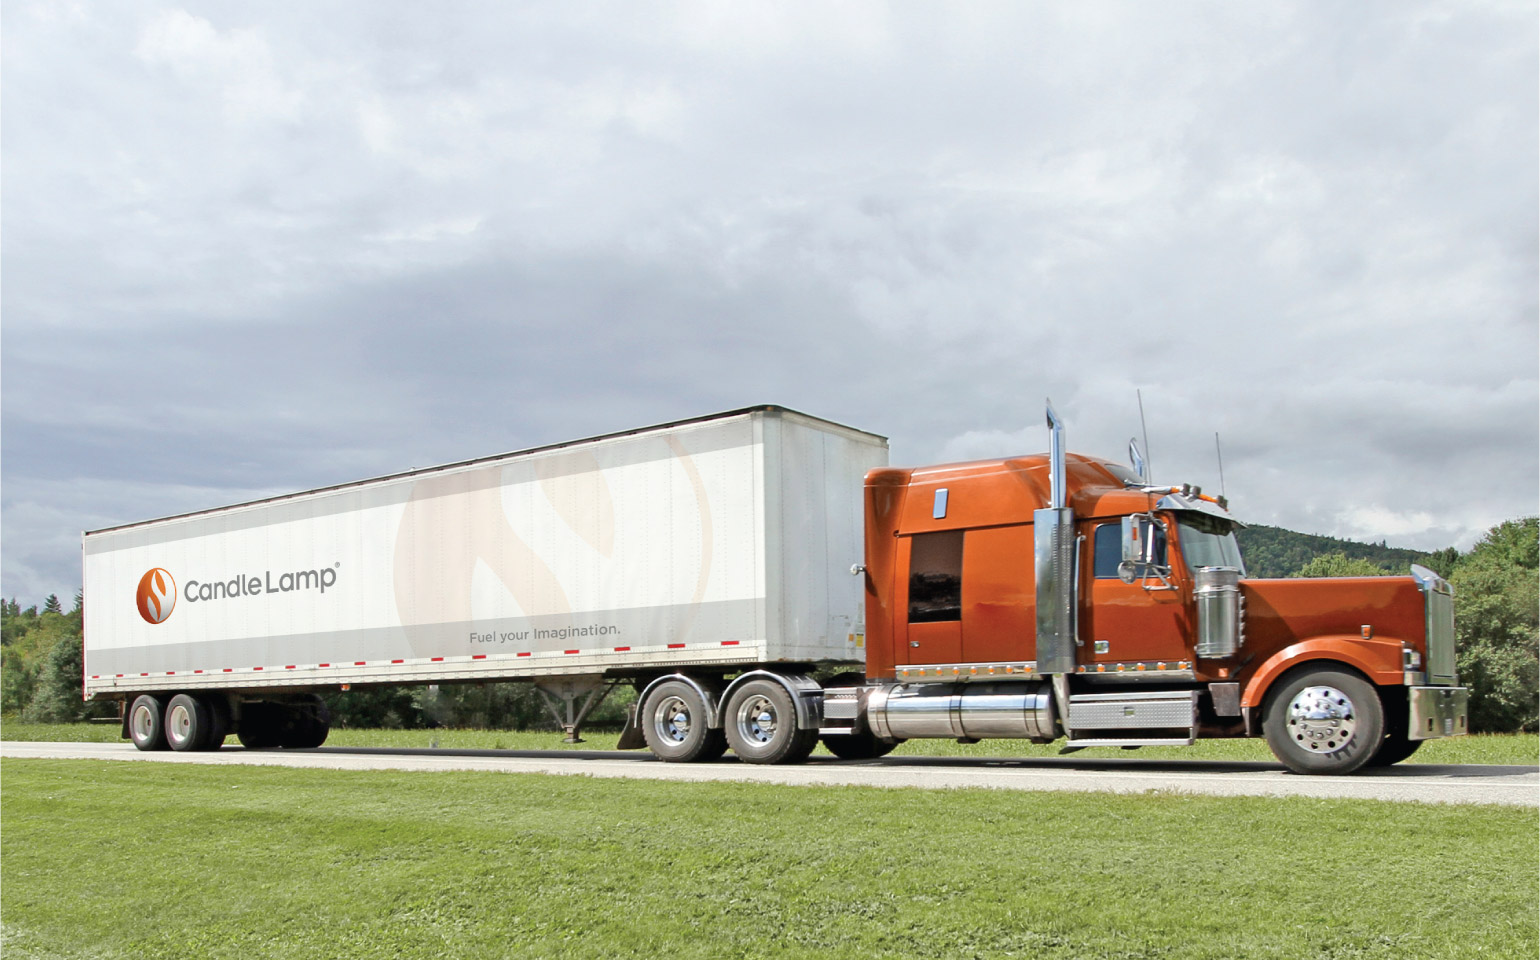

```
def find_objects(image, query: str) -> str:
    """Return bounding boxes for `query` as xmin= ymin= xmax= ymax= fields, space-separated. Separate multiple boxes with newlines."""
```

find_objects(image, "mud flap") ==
xmin=616 ymin=702 xmax=647 ymax=750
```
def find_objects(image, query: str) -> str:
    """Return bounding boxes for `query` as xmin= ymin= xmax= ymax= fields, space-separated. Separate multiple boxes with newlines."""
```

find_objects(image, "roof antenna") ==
xmin=1214 ymin=432 xmax=1227 ymax=500
xmin=1137 ymin=389 xmax=1152 ymax=483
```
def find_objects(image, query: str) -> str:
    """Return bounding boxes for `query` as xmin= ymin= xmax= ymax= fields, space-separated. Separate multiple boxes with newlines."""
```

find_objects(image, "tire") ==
xmin=164 ymin=694 xmax=212 ymax=752
xmin=128 ymin=695 xmax=169 ymax=751
xmin=1368 ymin=736 xmax=1422 ymax=766
xmin=280 ymin=695 xmax=330 ymax=748
xmin=724 ymin=679 xmax=815 ymax=765
xmin=817 ymin=672 xmax=901 ymax=760
xmin=1263 ymin=668 xmax=1385 ymax=775
xmin=641 ymin=679 xmax=727 ymax=763
xmin=821 ymin=729 xmax=900 ymax=760
xmin=1367 ymin=693 xmax=1421 ymax=766
xmin=200 ymin=695 xmax=231 ymax=751
xmin=236 ymin=702 xmax=282 ymax=749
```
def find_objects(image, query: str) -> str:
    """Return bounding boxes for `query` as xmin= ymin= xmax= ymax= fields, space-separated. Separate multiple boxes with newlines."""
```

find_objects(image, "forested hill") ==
xmin=1236 ymin=524 xmax=1450 ymax=579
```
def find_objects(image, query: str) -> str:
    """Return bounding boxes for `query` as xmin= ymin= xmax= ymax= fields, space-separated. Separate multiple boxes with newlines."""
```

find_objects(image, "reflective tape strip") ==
xmin=319 ymin=663 xmax=330 ymax=668
xmin=472 ymin=654 xmax=487 ymax=660
xmin=721 ymin=641 xmax=739 ymax=646
xmin=391 ymin=659 xmax=404 ymax=664
xmin=285 ymin=665 xmax=296 ymax=670
xmin=668 ymin=643 xmax=685 ymax=649
xmin=564 ymin=649 xmax=579 ymax=655
xmin=354 ymin=661 xmax=366 ymax=666
xmin=614 ymin=646 xmax=631 ymax=652
xmin=431 ymin=657 xmax=444 ymax=662
xmin=516 ymin=652 xmax=531 ymax=657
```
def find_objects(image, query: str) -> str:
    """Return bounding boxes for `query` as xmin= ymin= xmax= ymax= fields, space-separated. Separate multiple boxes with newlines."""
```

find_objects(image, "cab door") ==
xmin=895 ymin=531 xmax=963 ymax=665
xmin=960 ymin=523 xmax=1035 ymax=664
xmin=1082 ymin=519 xmax=1190 ymax=666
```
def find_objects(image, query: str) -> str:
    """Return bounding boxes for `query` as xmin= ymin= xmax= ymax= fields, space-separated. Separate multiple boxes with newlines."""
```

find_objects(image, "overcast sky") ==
xmin=3 ymin=1 xmax=1536 ymax=603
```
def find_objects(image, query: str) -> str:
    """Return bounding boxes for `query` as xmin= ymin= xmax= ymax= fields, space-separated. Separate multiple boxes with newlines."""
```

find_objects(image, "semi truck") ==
xmin=83 ymin=404 xmax=1468 ymax=775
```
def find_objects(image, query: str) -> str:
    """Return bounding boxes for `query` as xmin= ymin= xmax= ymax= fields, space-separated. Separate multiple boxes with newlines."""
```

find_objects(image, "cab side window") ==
xmin=1093 ymin=524 xmax=1122 ymax=579
xmin=1093 ymin=520 xmax=1167 ymax=579
xmin=1148 ymin=522 xmax=1168 ymax=568
xmin=909 ymin=531 xmax=963 ymax=622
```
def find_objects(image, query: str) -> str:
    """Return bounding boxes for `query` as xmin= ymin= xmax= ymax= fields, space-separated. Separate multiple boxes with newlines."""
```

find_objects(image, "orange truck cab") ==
xmin=825 ymin=403 xmax=1469 ymax=774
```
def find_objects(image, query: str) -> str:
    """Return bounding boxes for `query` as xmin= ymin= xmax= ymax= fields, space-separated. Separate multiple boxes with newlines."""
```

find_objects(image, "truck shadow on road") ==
xmin=300 ymin=746 xmax=1533 ymax=779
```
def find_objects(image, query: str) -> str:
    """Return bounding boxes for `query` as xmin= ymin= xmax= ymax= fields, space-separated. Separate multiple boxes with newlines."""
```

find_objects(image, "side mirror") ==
xmin=1119 ymin=514 xmax=1174 ymax=591
xmin=1121 ymin=515 xmax=1146 ymax=564
xmin=1117 ymin=560 xmax=1139 ymax=585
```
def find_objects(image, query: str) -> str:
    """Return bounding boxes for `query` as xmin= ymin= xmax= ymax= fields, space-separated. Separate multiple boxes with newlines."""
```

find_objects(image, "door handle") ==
xmin=910 ymin=641 xmax=920 ymax=647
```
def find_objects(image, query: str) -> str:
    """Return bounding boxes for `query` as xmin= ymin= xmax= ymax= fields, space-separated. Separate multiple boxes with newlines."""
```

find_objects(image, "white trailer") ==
xmin=83 ymin=407 xmax=886 ymax=759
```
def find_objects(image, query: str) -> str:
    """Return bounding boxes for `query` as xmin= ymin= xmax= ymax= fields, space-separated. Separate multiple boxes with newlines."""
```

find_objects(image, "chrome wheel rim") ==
xmin=653 ymin=695 xmax=692 ymax=745
xmin=168 ymin=703 xmax=192 ymax=746
xmin=1287 ymin=685 xmax=1358 ymax=754
xmin=736 ymin=694 xmax=779 ymax=746
xmin=131 ymin=703 xmax=156 ymax=743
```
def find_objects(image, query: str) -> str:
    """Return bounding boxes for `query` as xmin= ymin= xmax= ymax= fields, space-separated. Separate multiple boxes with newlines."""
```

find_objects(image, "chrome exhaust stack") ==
xmin=1034 ymin=400 xmax=1078 ymax=677
xmin=1048 ymin=400 xmax=1067 ymax=510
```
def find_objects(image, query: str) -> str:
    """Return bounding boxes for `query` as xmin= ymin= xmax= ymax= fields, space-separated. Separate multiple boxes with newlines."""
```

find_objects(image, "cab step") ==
xmin=1062 ymin=737 xmax=1195 ymax=748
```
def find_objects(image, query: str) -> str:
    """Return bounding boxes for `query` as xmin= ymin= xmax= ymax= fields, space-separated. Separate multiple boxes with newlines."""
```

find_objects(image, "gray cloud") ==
xmin=3 ymin=1 xmax=1535 ymax=602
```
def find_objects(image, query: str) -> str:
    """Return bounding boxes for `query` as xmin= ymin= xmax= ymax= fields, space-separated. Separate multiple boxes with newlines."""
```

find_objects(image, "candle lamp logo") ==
xmin=136 ymin=568 xmax=176 ymax=624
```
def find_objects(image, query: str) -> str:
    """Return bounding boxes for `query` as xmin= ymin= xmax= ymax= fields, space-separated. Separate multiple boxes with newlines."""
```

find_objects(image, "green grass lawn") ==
xmin=2 ymin=758 xmax=1534 ymax=960
xmin=4 ymin=719 xmax=1536 ymax=765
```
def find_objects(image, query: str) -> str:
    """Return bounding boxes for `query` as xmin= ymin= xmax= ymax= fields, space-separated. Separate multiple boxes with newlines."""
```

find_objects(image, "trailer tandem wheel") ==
xmin=201 ymin=695 xmax=231 ymax=750
xmin=128 ymin=694 xmax=169 ymax=751
xmin=164 ymin=694 xmax=213 ymax=752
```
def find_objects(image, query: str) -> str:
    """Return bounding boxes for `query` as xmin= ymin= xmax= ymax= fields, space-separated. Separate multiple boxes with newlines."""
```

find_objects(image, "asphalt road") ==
xmin=5 ymin=741 xmax=1535 ymax=806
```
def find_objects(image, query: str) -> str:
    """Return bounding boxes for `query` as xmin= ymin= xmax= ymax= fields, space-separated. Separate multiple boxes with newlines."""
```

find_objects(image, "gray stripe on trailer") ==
xmin=85 ymin=597 xmax=775 ymax=677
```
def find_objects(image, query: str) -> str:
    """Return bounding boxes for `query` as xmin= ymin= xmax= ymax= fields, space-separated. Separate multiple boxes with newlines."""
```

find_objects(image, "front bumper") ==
xmin=1408 ymin=686 xmax=1469 ymax=741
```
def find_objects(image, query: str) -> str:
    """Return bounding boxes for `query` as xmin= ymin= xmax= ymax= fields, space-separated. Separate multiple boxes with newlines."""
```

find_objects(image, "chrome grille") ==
xmin=1426 ymin=580 xmax=1457 ymax=685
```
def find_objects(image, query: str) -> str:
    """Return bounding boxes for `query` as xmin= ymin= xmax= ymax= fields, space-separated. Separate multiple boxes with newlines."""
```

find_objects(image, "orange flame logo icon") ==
xmin=136 ymin=568 xmax=176 ymax=624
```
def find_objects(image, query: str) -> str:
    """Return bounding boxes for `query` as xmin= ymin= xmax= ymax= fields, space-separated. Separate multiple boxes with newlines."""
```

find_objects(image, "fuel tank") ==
xmin=867 ymin=682 xmax=1056 ymax=741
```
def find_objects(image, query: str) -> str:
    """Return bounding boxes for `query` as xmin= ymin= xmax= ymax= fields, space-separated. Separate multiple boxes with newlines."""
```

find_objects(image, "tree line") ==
xmin=3 ymin=518 xmax=1535 ymax=733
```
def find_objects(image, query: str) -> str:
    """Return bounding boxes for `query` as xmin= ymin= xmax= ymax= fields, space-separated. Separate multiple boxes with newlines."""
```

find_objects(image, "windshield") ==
xmin=1177 ymin=513 xmax=1245 ymax=576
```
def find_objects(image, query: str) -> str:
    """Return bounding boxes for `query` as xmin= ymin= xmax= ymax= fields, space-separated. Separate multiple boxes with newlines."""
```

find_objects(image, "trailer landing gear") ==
xmin=533 ymin=677 xmax=617 ymax=744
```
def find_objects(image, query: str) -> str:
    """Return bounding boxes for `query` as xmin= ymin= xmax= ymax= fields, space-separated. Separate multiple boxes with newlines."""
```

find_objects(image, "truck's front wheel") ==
xmin=1263 ymin=668 xmax=1384 ymax=775
xmin=1367 ymin=694 xmax=1422 ymax=766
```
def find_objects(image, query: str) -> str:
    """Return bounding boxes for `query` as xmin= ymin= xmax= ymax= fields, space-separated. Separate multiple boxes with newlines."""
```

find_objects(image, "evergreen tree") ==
xmin=43 ymin=595 xmax=62 ymax=614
